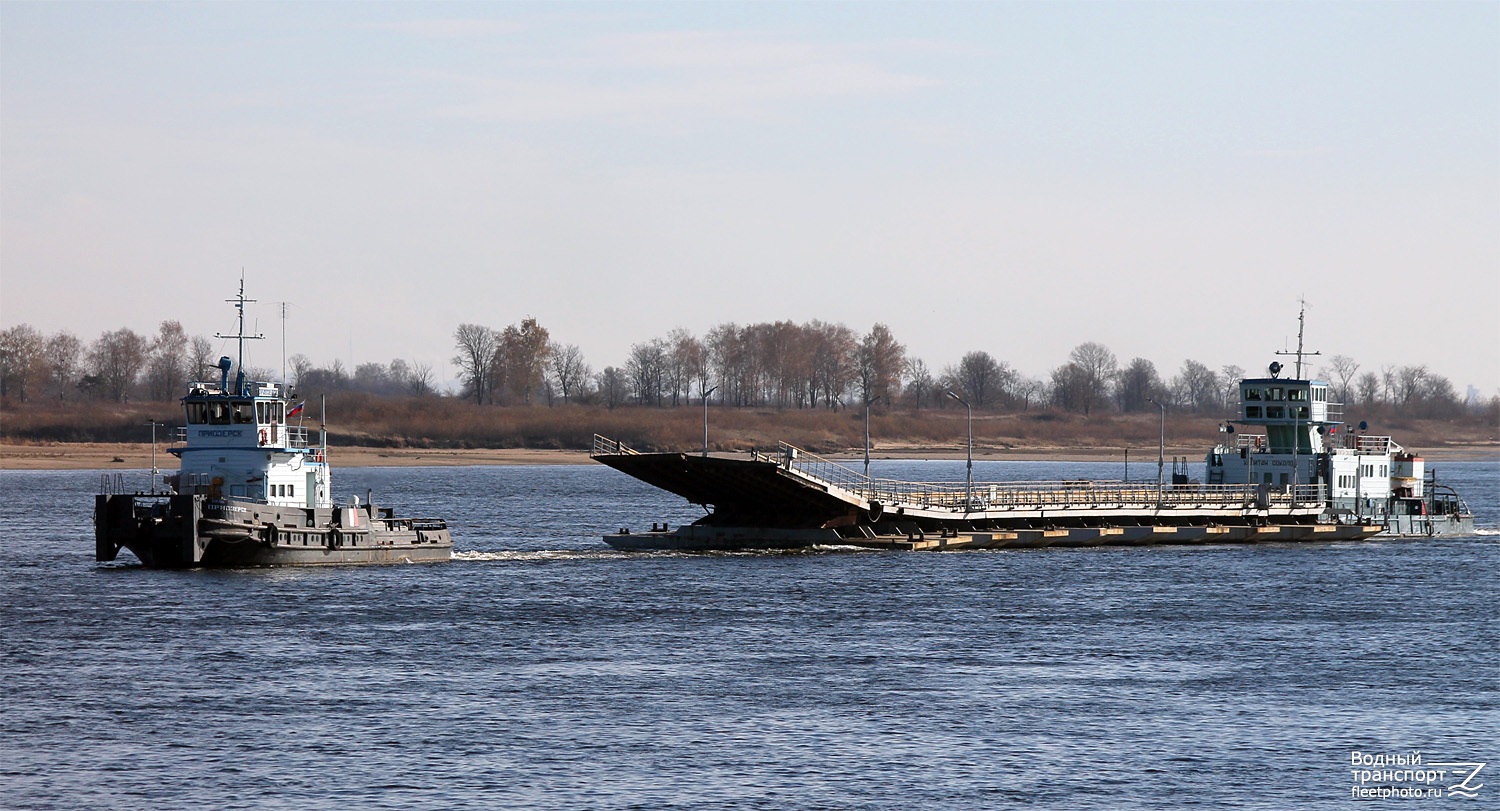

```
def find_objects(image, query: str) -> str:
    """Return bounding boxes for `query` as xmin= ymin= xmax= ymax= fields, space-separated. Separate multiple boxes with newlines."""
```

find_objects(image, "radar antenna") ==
xmin=1275 ymin=297 xmax=1320 ymax=380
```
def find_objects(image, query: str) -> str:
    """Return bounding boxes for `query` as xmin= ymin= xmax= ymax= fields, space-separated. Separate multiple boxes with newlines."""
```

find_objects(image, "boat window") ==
xmin=1267 ymin=406 xmax=1285 ymax=419
xmin=1244 ymin=388 xmax=1262 ymax=401
xmin=1270 ymin=388 xmax=1284 ymax=400
xmin=1245 ymin=406 xmax=1262 ymax=418
xmin=209 ymin=402 xmax=231 ymax=425
xmin=232 ymin=401 xmax=254 ymax=424
xmin=1296 ymin=406 xmax=1309 ymax=419
xmin=185 ymin=402 xmax=208 ymax=424
xmin=273 ymin=402 xmax=284 ymax=424
xmin=1289 ymin=389 xmax=1306 ymax=401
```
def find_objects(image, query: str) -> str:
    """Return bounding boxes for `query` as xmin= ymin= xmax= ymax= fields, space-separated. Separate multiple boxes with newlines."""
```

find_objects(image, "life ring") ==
xmin=259 ymin=429 xmax=267 ymax=444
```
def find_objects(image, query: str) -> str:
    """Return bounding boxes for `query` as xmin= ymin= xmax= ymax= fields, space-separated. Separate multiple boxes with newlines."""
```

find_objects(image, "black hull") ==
xmin=95 ymin=494 xmax=452 ymax=568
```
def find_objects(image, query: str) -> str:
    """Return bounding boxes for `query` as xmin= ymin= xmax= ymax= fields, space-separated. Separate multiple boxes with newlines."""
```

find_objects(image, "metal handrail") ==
xmin=761 ymin=441 xmax=1324 ymax=512
xmin=594 ymin=434 xmax=1327 ymax=513
xmin=592 ymin=434 xmax=640 ymax=457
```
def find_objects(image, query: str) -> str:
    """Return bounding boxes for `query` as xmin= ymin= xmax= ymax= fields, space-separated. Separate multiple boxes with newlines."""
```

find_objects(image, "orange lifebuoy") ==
xmin=259 ymin=429 xmax=267 ymax=444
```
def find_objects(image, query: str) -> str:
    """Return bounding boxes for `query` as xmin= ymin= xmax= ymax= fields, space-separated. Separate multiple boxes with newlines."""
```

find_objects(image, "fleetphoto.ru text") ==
xmin=1350 ymin=752 xmax=1486 ymax=801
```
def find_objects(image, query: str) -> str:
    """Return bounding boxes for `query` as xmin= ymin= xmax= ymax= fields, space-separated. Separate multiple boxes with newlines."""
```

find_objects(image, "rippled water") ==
xmin=2 ymin=459 xmax=1496 ymax=810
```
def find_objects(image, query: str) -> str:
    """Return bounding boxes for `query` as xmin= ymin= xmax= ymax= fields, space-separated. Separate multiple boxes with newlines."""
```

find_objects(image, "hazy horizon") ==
xmin=4 ymin=2 xmax=1497 ymax=394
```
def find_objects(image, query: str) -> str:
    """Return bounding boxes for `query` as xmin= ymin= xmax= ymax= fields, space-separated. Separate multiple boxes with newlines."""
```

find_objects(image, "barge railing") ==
xmin=751 ymin=441 xmax=1325 ymax=512
xmin=591 ymin=435 xmax=1326 ymax=513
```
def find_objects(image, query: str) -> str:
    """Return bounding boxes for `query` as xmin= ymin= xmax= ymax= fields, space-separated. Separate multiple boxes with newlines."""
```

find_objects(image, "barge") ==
xmin=593 ymin=312 xmax=1472 ymax=551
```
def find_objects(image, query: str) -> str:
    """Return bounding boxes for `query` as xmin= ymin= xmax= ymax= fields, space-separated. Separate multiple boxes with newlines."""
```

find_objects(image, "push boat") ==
xmin=94 ymin=282 xmax=453 ymax=567
xmin=592 ymin=318 xmax=1473 ymax=551
xmin=1206 ymin=341 xmax=1473 ymax=538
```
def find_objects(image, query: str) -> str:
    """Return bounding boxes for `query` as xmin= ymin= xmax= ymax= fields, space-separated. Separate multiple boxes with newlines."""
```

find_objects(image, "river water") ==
xmin=2 ymin=459 xmax=1496 ymax=810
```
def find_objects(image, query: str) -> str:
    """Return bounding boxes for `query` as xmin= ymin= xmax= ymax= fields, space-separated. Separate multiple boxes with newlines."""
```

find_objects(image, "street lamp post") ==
xmin=863 ymin=396 xmax=880 ymax=482
xmin=702 ymin=385 xmax=719 ymax=457
xmin=1147 ymin=398 xmax=1165 ymax=503
xmin=144 ymin=419 xmax=161 ymax=494
xmin=945 ymin=391 xmax=973 ymax=510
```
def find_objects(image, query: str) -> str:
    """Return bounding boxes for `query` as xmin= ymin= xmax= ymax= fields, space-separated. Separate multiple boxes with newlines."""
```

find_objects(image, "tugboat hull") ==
xmin=96 ymin=493 xmax=452 ymax=568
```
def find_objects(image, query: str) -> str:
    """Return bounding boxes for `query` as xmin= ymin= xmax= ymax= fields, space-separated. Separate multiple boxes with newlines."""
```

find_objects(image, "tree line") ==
xmin=0 ymin=318 xmax=1487 ymax=421
xmin=445 ymin=317 xmax=1487 ymax=420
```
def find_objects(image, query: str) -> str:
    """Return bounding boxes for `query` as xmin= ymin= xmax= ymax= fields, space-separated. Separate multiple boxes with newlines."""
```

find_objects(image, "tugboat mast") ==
xmin=1275 ymin=297 xmax=1320 ymax=379
xmin=215 ymin=274 xmax=264 ymax=393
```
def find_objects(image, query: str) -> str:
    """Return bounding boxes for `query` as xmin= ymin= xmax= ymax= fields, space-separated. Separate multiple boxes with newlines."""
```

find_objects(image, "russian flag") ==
xmin=287 ymin=401 xmax=305 ymax=419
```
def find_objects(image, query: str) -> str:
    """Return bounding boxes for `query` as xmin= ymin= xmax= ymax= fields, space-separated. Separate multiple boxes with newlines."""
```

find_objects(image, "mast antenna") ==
xmin=281 ymin=301 xmax=288 ymax=384
xmin=215 ymin=273 xmax=265 ymax=389
xmin=1275 ymin=296 xmax=1320 ymax=379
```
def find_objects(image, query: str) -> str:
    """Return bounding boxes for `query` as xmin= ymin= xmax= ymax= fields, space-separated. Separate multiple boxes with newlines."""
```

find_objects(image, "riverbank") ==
xmin=3 ymin=441 xmax=1494 ymax=470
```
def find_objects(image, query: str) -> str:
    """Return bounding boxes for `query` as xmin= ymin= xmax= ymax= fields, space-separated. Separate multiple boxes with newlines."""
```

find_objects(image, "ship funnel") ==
xmin=217 ymin=356 xmax=233 ymax=392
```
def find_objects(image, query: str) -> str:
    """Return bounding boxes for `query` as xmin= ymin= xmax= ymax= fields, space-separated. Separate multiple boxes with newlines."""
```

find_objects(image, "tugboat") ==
xmin=94 ymin=281 xmax=453 ymax=567
xmin=1206 ymin=306 xmax=1475 ymax=537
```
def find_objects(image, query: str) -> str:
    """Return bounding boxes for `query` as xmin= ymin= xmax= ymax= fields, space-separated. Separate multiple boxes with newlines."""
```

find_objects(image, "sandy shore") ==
xmin=3 ymin=441 xmax=1493 ymax=470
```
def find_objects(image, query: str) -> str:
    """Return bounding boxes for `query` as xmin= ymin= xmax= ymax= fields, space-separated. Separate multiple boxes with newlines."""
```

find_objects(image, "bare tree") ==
xmin=665 ymin=328 xmax=702 ymax=407
xmin=626 ymin=339 xmax=668 ymax=406
xmin=1171 ymin=359 xmax=1218 ymax=412
xmin=1219 ymin=364 xmax=1244 ymax=411
xmin=143 ymin=320 xmax=190 ymax=401
xmin=1055 ymin=342 xmax=1117 ymax=415
xmin=706 ymin=323 xmax=746 ymax=406
xmin=0 ymin=324 xmax=44 ymax=400
xmin=44 ymin=330 xmax=82 ymax=400
xmin=904 ymin=357 xmax=933 ymax=410
xmin=1050 ymin=364 xmax=1089 ymax=414
xmin=189 ymin=336 xmax=216 ymax=384
xmin=87 ymin=327 xmax=149 ymax=401
xmin=1325 ymin=355 xmax=1360 ymax=406
xmin=596 ymin=366 xmax=627 ymax=410
xmin=1356 ymin=371 xmax=1380 ymax=406
xmin=547 ymin=342 xmax=591 ymax=404
xmin=857 ymin=323 xmax=906 ymax=407
xmin=808 ymin=321 xmax=856 ymax=409
xmin=1116 ymin=357 xmax=1161 ymax=413
xmin=406 ymin=360 xmax=435 ymax=396
xmin=287 ymin=353 xmax=314 ymax=388
xmin=452 ymin=323 xmax=497 ymax=405
xmin=1013 ymin=377 xmax=1045 ymax=410
xmin=947 ymin=351 xmax=1009 ymax=409
xmin=1392 ymin=365 xmax=1429 ymax=408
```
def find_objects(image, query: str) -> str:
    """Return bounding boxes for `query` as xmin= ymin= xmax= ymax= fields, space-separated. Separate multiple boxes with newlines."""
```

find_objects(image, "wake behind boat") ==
xmin=94 ymin=280 xmax=453 ymax=567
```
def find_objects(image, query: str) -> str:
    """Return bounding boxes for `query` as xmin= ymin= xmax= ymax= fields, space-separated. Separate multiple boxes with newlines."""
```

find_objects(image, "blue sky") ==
xmin=3 ymin=2 xmax=1496 ymax=396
